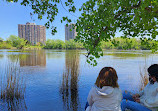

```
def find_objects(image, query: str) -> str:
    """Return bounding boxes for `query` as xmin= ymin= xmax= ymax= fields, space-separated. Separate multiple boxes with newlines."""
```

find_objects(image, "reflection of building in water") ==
xmin=20 ymin=51 xmax=46 ymax=67
xmin=60 ymin=50 xmax=81 ymax=111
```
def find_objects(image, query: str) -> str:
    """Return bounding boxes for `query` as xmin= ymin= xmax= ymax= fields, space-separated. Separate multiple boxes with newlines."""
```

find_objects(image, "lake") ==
xmin=0 ymin=49 xmax=158 ymax=111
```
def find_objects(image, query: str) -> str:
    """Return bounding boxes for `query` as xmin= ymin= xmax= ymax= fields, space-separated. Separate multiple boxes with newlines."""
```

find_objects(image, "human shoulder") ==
xmin=144 ymin=82 xmax=158 ymax=92
xmin=113 ymin=87 xmax=122 ymax=100
xmin=154 ymin=82 xmax=158 ymax=92
xmin=154 ymin=82 xmax=158 ymax=87
xmin=143 ymin=83 xmax=150 ymax=89
xmin=114 ymin=87 xmax=122 ymax=92
xmin=89 ymin=85 xmax=97 ymax=94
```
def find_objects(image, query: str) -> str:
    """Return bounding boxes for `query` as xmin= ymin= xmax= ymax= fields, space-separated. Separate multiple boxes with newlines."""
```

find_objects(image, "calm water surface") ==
xmin=0 ymin=49 xmax=158 ymax=111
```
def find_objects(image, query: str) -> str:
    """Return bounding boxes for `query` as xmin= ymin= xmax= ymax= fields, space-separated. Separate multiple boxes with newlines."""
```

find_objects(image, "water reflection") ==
xmin=0 ymin=54 xmax=4 ymax=59
xmin=60 ymin=50 xmax=81 ymax=111
xmin=20 ymin=50 xmax=46 ymax=67
xmin=0 ymin=62 xmax=27 ymax=111
xmin=7 ymin=55 xmax=19 ymax=63
xmin=0 ymin=99 xmax=27 ymax=111
xmin=46 ymin=50 xmax=64 ymax=59
xmin=1 ymin=49 xmax=158 ymax=110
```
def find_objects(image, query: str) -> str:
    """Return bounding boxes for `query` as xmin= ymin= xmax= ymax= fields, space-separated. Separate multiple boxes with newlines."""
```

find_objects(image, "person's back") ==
xmin=86 ymin=86 xmax=122 ymax=111
xmin=85 ymin=67 xmax=122 ymax=111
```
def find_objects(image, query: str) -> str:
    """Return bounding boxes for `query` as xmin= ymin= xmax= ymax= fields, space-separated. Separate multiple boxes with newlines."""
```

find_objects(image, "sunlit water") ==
xmin=0 ymin=49 xmax=158 ymax=111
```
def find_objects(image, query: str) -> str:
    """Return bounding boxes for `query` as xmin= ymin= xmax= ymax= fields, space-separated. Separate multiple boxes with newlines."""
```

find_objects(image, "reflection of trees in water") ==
xmin=20 ymin=50 xmax=46 ymax=67
xmin=46 ymin=51 xmax=64 ymax=59
xmin=1 ymin=99 xmax=27 ymax=111
xmin=7 ymin=55 xmax=19 ymax=63
xmin=7 ymin=50 xmax=46 ymax=67
xmin=60 ymin=50 xmax=81 ymax=111
xmin=0 ymin=54 xmax=4 ymax=59
xmin=0 ymin=62 xmax=27 ymax=111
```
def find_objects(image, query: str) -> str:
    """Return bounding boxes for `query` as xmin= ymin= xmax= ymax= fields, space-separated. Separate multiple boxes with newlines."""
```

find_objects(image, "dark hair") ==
xmin=148 ymin=64 xmax=158 ymax=81
xmin=95 ymin=67 xmax=119 ymax=88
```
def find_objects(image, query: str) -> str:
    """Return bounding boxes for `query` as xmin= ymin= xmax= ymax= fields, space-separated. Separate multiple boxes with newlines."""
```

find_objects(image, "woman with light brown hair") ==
xmin=85 ymin=67 xmax=122 ymax=111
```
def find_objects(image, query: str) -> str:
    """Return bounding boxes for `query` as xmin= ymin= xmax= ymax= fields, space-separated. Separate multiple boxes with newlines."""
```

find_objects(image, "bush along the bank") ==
xmin=1 ymin=35 xmax=158 ymax=50
xmin=44 ymin=39 xmax=84 ymax=49
xmin=101 ymin=38 xmax=141 ymax=50
xmin=7 ymin=35 xmax=28 ymax=49
xmin=101 ymin=37 xmax=158 ymax=50
xmin=0 ymin=42 xmax=12 ymax=49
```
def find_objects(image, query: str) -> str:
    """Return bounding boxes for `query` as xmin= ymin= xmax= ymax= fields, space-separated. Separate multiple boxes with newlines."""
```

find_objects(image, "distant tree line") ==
xmin=44 ymin=39 xmax=84 ymax=49
xmin=100 ymin=37 xmax=157 ymax=50
xmin=0 ymin=35 xmax=29 ymax=49
xmin=0 ymin=35 xmax=157 ymax=50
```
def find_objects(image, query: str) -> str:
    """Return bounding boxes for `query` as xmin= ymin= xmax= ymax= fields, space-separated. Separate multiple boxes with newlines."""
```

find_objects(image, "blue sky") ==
xmin=0 ymin=0 xmax=86 ymax=41
xmin=0 ymin=0 xmax=124 ymax=41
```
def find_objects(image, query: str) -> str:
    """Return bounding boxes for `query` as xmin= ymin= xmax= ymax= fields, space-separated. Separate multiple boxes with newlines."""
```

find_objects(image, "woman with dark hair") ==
xmin=121 ymin=64 xmax=158 ymax=111
xmin=85 ymin=67 xmax=122 ymax=111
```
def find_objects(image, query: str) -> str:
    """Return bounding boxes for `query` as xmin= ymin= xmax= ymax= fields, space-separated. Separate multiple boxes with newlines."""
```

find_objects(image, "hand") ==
xmin=135 ymin=98 xmax=140 ymax=103
xmin=132 ymin=94 xmax=140 ymax=100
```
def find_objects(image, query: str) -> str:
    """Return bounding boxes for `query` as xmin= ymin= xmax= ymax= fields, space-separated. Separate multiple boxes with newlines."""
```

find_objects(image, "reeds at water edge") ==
xmin=0 ymin=62 xmax=27 ymax=110
xmin=139 ymin=65 xmax=149 ymax=91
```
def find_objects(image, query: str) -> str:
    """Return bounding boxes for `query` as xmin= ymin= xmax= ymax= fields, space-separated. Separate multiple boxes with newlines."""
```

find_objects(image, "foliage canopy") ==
xmin=76 ymin=0 xmax=158 ymax=65
xmin=4 ymin=0 xmax=158 ymax=65
xmin=7 ymin=35 xmax=28 ymax=49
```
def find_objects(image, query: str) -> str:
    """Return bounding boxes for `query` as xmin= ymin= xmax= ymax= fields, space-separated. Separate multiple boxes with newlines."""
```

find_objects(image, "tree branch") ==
xmin=86 ymin=0 xmax=142 ymax=58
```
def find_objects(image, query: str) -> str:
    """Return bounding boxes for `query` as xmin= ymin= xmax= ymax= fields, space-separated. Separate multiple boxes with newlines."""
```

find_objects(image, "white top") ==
xmin=139 ymin=82 xmax=158 ymax=111
xmin=86 ymin=86 xmax=122 ymax=111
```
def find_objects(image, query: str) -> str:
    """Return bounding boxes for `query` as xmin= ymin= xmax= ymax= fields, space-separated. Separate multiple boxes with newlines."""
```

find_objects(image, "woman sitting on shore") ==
xmin=121 ymin=64 xmax=158 ymax=111
xmin=85 ymin=67 xmax=122 ymax=111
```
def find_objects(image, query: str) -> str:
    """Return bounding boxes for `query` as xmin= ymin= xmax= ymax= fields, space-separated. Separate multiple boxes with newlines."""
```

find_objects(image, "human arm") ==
xmin=135 ymin=98 xmax=140 ymax=103
xmin=132 ymin=85 xmax=146 ymax=100
xmin=132 ymin=93 xmax=140 ymax=100
xmin=138 ymin=89 xmax=144 ymax=97
xmin=132 ymin=89 xmax=144 ymax=102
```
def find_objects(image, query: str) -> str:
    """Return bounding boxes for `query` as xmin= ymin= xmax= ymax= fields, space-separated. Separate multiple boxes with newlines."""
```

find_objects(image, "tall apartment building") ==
xmin=18 ymin=22 xmax=46 ymax=45
xmin=65 ymin=24 xmax=77 ymax=41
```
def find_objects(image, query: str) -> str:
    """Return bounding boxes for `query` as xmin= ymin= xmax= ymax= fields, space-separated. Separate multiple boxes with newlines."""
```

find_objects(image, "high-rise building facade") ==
xmin=18 ymin=22 xmax=46 ymax=45
xmin=65 ymin=24 xmax=77 ymax=41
